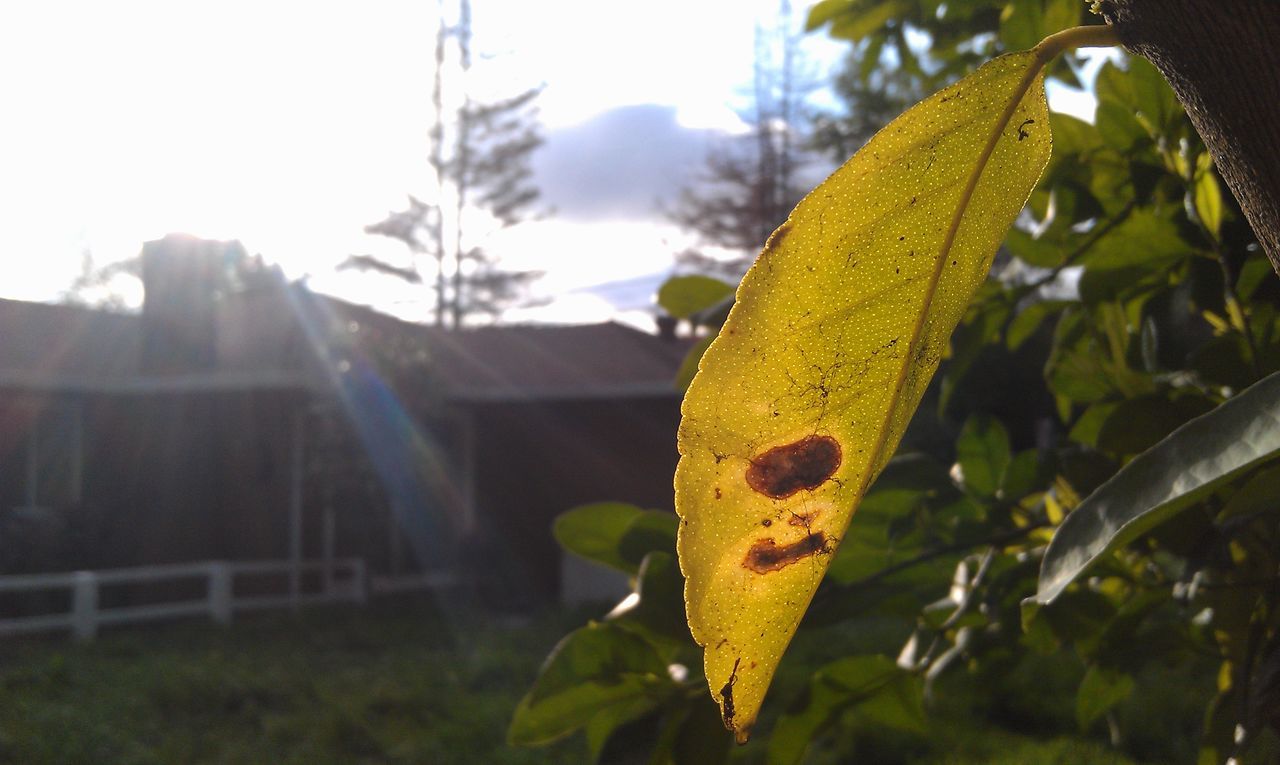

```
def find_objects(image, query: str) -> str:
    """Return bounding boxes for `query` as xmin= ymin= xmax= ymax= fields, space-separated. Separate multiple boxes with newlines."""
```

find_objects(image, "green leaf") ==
xmin=1005 ymin=227 xmax=1066 ymax=268
xmin=1218 ymin=462 xmax=1280 ymax=522
xmin=658 ymin=275 xmax=735 ymax=320
xmin=956 ymin=413 xmax=1012 ymax=497
xmin=508 ymin=622 xmax=673 ymax=746
xmin=1068 ymin=401 xmax=1119 ymax=448
xmin=617 ymin=511 xmax=679 ymax=568
xmin=676 ymin=47 xmax=1053 ymax=739
xmin=1236 ymin=254 xmax=1273 ymax=300
xmin=1041 ymin=0 xmax=1080 ymax=37
xmin=1036 ymin=370 xmax=1280 ymax=604
xmin=805 ymin=0 xmax=860 ymax=32
xmin=1094 ymin=60 xmax=1132 ymax=109
xmin=1049 ymin=112 xmax=1102 ymax=156
xmin=999 ymin=0 xmax=1042 ymax=52
xmin=1126 ymin=57 xmax=1183 ymax=139
xmin=675 ymin=335 xmax=715 ymax=392
xmin=1094 ymin=101 xmax=1147 ymax=153
xmin=767 ymin=656 xmax=922 ymax=765
xmin=1094 ymin=392 xmax=1214 ymax=456
xmin=1193 ymin=162 xmax=1224 ymax=240
xmin=1077 ymin=209 xmax=1188 ymax=271
xmin=554 ymin=502 xmax=647 ymax=574
xmin=1076 ymin=664 xmax=1134 ymax=730
xmin=609 ymin=552 xmax=689 ymax=645
xmin=830 ymin=1 xmax=906 ymax=42
xmin=1007 ymin=299 xmax=1070 ymax=350
xmin=1001 ymin=448 xmax=1051 ymax=501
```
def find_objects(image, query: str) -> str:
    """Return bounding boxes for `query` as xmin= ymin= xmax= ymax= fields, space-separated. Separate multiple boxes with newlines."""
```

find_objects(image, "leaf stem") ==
xmin=1032 ymin=24 xmax=1123 ymax=65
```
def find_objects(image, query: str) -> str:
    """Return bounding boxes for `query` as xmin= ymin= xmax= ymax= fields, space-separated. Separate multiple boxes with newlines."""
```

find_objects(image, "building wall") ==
xmin=464 ymin=394 xmax=681 ymax=608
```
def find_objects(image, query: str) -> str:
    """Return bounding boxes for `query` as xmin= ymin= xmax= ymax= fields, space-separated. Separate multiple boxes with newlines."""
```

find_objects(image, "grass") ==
xmin=0 ymin=596 xmax=583 ymax=765
xmin=0 ymin=596 xmax=1230 ymax=764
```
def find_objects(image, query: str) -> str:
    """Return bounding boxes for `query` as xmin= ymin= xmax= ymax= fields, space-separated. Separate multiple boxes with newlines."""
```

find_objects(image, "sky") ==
xmin=0 ymin=1 xmax=1101 ymax=328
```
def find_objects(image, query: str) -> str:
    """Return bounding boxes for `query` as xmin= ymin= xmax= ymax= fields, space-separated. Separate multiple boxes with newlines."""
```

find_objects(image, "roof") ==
xmin=420 ymin=322 xmax=694 ymax=402
xmin=0 ymin=299 xmax=140 ymax=381
xmin=0 ymin=295 xmax=695 ymax=402
xmin=0 ymin=296 xmax=314 ymax=394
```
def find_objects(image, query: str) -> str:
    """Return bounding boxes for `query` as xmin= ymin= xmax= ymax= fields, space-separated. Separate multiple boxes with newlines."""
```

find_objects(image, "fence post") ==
xmin=71 ymin=571 xmax=98 ymax=642
xmin=209 ymin=562 xmax=233 ymax=626
xmin=351 ymin=559 xmax=368 ymax=606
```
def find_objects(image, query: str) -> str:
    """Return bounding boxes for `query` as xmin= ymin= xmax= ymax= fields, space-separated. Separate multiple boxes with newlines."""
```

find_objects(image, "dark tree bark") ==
xmin=1100 ymin=0 xmax=1280 ymax=272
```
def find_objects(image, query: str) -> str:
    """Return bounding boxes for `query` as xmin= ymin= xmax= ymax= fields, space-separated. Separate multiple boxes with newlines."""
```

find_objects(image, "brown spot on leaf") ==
xmin=714 ymin=487 xmax=722 ymax=499
xmin=761 ymin=518 xmax=772 ymax=527
xmin=745 ymin=435 xmax=841 ymax=499
xmin=743 ymin=532 xmax=830 ymax=574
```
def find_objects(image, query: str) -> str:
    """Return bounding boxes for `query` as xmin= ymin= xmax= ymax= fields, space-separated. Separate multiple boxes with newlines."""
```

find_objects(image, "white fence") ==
xmin=0 ymin=558 xmax=369 ymax=641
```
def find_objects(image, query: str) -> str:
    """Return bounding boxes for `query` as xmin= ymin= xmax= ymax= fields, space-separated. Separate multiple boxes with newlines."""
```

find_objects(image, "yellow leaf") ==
xmin=675 ymin=49 xmax=1058 ymax=741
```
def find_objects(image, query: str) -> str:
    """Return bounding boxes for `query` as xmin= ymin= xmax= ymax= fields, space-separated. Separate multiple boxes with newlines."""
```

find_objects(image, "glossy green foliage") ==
xmin=513 ymin=502 xmax=733 ymax=761
xmin=553 ymin=502 xmax=679 ymax=575
xmin=1037 ymin=371 xmax=1280 ymax=604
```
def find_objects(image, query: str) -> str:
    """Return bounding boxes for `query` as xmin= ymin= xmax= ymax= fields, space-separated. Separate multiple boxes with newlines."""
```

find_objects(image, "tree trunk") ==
xmin=1100 ymin=0 xmax=1280 ymax=272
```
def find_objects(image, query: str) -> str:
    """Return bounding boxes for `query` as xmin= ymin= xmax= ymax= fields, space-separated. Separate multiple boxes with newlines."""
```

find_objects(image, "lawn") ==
xmin=0 ymin=596 xmax=582 ymax=765
xmin=0 ymin=595 xmax=1215 ymax=764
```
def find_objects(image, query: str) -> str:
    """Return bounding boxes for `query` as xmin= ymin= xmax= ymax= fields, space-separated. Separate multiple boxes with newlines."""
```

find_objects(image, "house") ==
xmin=0 ymin=234 xmax=692 ymax=614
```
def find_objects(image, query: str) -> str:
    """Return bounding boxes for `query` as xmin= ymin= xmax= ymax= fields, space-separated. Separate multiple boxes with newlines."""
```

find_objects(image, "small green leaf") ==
xmin=1236 ymin=254 xmax=1273 ymax=300
xmin=1005 ymin=227 xmax=1066 ymax=268
xmin=609 ymin=551 xmax=689 ymax=645
xmin=1001 ymin=448 xmax=1051 ymax=501
xmin=767 ymin=656 xmax=922 ymax=765
xmin=830 ymin=1 xmax=905 ymax=42
xmin=956 ymin=413 xmax=1012 ymax=498
xmin=1041 ymin=0 xmax=1080 ymax=37
xmin=658 ymin=275 xmax=735 ymax=319
xmin=1006 ymin=299 xmax=1070 ymax=350
xmin=1076 ymin=664 xmax=1134 ymax=730
xmin=1218 ymin=462 xmax=1280 ymax=522
xmin=1037 ymin=370 xmax=1280 ymax=604
xmin=999 ymin=0 xmax=1042 ymax=52
xmin=1049 ymin=112 xmax=1103 ymax=156
xmin=553 ymin=502 xmax=646 ymax=574
xmin=1077 ymin=209 xmax=1188 ymax=271
xmin=1194 ymin=162 xmax=1224 ymax=240
xmin=1126 ymin=57 xmax=1183 ymax=139
xmin=1094 ymin=101 xmax=1146 ymax=152
xmin=508 ymin=622 xmax=673 ymax=746
xmin=1068 ymin=401 xmax=1119 ymax=448
xmin=1094 ymin=393 xmax=1214 ymax=456
xmin=805 ymin=0 xmax=859 ymax=31
xmin=675 ymin=335 xmax=715 ymax=392
xmin=617 ymin=510 xmax=679 ymax=568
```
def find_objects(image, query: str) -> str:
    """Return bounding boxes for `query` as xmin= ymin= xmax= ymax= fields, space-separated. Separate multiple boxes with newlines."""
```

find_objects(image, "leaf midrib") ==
xmin=853 ymin=54 xmax=1050 ymax=503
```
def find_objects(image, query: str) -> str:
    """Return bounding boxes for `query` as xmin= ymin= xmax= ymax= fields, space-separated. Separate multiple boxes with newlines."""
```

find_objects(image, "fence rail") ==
xmin=0 ymin=558 xmax=369 ymax=641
